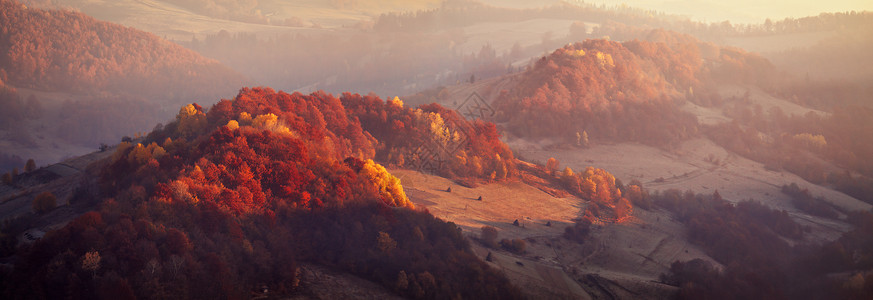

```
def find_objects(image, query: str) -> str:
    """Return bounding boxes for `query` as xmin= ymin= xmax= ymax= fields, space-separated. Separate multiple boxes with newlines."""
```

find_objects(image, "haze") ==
xmin=584 ymin=0 xmax=873 ymax=23
xmin=2 ymin=0 xmax=873 ymax=299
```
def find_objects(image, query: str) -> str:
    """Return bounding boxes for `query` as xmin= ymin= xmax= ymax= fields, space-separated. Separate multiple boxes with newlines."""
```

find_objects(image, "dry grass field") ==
xmin=395 ymin=168 xmax=719 ymax=299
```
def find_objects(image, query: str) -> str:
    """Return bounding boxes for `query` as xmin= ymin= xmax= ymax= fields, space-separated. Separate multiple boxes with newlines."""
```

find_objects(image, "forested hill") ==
xmin=0 ymin=87 xmax=522 ymax=299
xmin=493 ymin=30 xmax=776 ymax=147
xmin=0 ymin=0 xmax=246 ymax=100
xmin=0 ymin=0 xmax=249 ymax=167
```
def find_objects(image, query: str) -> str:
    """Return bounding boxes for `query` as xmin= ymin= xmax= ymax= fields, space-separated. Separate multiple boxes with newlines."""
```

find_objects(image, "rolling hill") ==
xmin=0 ymin=0 xmax=248 ymax=169
xmin=2 ymin=1 xmax=873 ymax=299
xmin=0 ymin=88 xmax=525 ymax=299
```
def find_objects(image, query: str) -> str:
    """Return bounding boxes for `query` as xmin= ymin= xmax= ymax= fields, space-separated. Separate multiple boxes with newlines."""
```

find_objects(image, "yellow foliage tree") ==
xmin=112 ymin=141 xmax=132 ymax=163
xmin=793 ymin=133 xmax=827 ymax=150
xmin=562 ymin=166 xmax=575 ymax=178
xmin=176 ymin=104 xmax=207 ymax=138
xmin=546 ymin=157 xmax=559 ymax=176
xmin=595 ymin=51 xmax=615 ymax=68
xmin=129 ymin=143 xmax=152 ymax=165
xmin=361 ymin=159 xmax=414 ymax=208
xmin=238 ymin=112 xmax=252 ymax=125
xmin=388 ymin=96 xmax=404 ymax=108
xmin=253 ymin=113 xmax=279 ymax=129
xmin=581 ymin=178 xmax=596 ymax=200
xmin=253 ymin=113 xmax=293 ymax=135
xmin=414 ymin=109 xmax=462 ymax=149
xmin=226 ymin=120 xmax=239 ymax=131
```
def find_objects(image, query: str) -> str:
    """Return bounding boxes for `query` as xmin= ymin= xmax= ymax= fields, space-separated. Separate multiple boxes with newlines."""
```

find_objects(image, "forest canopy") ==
xmin=0 ymin=87 xmax=523 ymax=299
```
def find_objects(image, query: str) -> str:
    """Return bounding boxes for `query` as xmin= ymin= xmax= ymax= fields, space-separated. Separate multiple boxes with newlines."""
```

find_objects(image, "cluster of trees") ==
xmin=654 ymin=189 xmax=873 ymax=299
xmin=665 ymin=211 xmax=873 ymax=299
xmin=477 ymin=225 xmax=526 ymax=254
xmin=707 ymin=100 xmax=873 ymax=205
xmin=654 ymin=190 xmax=803 ymax=260
xmin=560 ymin=165 xmax=631 ymax=223
xmin=522 ymin=157 xmax=631 ymax=227
xmin=781 ymin=183 xmax=839 ymax=219
xmin=1 ymin=87 xmax=523 ymax=298
xmin=341 ymin=93 xmax=517 ymax=183
xmin=726 ymin=11 xmax=873 ymax=36
xmin=654 ymin=190 xmax=802 ymax=298
xmin=2 ymin=158 xmax=37 ymax=186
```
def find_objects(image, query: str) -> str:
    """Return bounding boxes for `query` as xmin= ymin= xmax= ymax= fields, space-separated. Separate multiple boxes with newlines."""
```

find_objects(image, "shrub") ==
xmin=33 ymin=191 xmax=57 ymax=214
xmin=481 ymin=226 xmax=498 ymax=248
xmin=500 ymin=239 xmax=526 ymax=254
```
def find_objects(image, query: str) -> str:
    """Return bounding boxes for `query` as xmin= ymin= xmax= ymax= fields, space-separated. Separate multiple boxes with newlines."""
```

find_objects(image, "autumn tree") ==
xmin=361 ymin=159 xmax=414 ymax=208
xmin=500 ymin=239 xmax=526 ymax=254
xmin=396 ymin=270 xmax=409 ymax=291
xmin=81 ymin=250 xmax=101 ymax=277
xmin=25 ymin=159 xmax=35 ymax=172
xmin=481 ymin=226 xmax=499 ymax=248
xmin=377 ymin=231 xmax=397 ymax=253
xmin=32 ymin=191 xmax=57 ymax=214
xmin=546 ymin=157 xmax=559 ymax=176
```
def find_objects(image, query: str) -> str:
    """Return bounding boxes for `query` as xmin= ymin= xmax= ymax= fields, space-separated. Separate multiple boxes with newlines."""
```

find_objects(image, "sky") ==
xmin=580 ymin=0 xmax=873 ymax=24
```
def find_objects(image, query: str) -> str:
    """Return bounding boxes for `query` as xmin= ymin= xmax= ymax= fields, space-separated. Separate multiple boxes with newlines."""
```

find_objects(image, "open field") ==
xmin=396 ymin=168 xmax=718 ymax=299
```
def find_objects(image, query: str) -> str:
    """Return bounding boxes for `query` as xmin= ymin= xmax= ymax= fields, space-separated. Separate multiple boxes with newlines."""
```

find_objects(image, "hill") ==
xmin=3 ymin=83 xmax=873 ymax=299
xmin=0 ymin=0 xmax=248 ymax=169
xmin=0 ymin=0 xmax=245 ymax=101
xmin=410 ymin=29 xmax=873 ymax=208
xmin=0 ymin=88 xmax=524 ymax=299
xmin=490 ymin=31 xmax=779 ymax=148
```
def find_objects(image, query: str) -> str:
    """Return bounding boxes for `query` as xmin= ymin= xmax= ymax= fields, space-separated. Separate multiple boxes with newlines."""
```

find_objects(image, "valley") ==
xmin=2 ymin=0 xmax=873 ymax=299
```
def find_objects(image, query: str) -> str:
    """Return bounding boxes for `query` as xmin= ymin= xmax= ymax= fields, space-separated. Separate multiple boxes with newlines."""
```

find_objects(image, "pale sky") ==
xmin=581 ymin=0 xmax=873 ymax=24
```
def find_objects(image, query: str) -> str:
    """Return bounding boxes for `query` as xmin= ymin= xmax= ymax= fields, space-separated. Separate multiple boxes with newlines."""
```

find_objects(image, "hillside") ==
xmin=2 ymin=2 xmax=873 ymax=298
xmin=411 ymin=30 xmax=873 ymax=207
xmin=0 ymin=0 xmax=245 ymax=101
xmin=489 ymin=31 xmax=778 ymax=147
xmin=0 ymin=88 xmax=523 ymax=299
xmin=3 ymin=82 xmax=873 ymax=299
xmin=0 ymin=0 xmax=248 ymax=169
